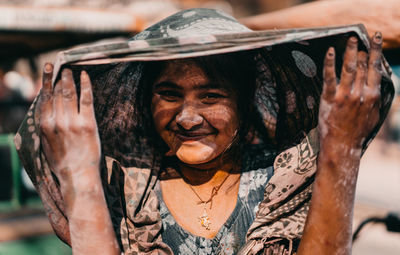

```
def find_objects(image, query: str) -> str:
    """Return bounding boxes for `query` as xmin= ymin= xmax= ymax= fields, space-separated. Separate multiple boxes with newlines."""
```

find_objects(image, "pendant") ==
xmin=198 ymin=205 xmax=211 ymax=230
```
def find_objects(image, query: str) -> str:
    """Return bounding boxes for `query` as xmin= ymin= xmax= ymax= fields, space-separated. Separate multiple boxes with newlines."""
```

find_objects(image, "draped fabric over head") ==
xmin=15 ymin=8 xmax=394 ymax=255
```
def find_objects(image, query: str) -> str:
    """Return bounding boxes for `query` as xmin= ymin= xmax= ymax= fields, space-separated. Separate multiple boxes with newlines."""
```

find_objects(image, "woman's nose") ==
xmin=176 ymin=105 xmax=203 ymax=130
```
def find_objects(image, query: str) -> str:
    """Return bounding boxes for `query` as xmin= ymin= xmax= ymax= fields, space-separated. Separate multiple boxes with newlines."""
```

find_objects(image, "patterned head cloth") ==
xmin=15 ymin=8 xmax=394 ymax=255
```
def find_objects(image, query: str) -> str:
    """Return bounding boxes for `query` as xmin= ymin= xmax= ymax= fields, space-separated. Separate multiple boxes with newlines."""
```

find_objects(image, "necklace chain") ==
xmin=185 ymin=171 xmax=231 ymax=210
xmin=178 ymin=168 xmax=233 ymax=230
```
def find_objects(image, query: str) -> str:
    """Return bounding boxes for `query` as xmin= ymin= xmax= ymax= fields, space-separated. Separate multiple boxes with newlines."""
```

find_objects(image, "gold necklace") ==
xmin=184 ymin=172 xmax=231 ymax=231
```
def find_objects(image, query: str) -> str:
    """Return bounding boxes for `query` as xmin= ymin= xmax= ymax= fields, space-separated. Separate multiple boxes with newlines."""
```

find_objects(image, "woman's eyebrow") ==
xmin=193 ymin=83 xmax=225 ymax=90
xmin=153 ymin=81 xmax=182 ymax=90
xmin=154 ymin=82 xmax=225 ymax=91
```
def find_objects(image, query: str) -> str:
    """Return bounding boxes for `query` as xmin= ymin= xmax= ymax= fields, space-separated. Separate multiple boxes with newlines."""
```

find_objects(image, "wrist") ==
xmin=318 ymin=122 xmax=366 ymax=152
xmin=319 ymin=137 xmax=362 ymax=159
xmin=60 ymin=168 xmax=105 ymax=218
xmin=58 ymin=163 xmax=102 ymax=199
xmin=317 ymin=138 xmax=363 ymax=185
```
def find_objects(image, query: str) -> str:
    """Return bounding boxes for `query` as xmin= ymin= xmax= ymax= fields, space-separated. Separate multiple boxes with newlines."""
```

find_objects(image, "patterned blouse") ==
xmin=155 ymin=144 xmax=275 ymax=255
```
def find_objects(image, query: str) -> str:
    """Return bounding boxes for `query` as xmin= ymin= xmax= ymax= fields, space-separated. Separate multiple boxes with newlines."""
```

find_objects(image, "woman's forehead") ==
xmin=153 ymin=59 xmax=214 ymax=89
xmin=153 ymin=58 xmax=235 ymax=92
xmin=160 ymin=59 xmax=205 ymax=75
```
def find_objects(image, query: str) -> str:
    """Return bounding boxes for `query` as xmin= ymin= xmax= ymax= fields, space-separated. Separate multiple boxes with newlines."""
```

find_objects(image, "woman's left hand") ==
xmin=318 ymin=32 xmax=382 ymax=152
xmin=299 ymin=33 xmax=384 ymax=255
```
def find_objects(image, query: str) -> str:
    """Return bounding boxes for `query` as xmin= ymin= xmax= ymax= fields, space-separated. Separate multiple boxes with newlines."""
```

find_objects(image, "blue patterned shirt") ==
xmin=156 ymin=144 xmax=275 ymax=255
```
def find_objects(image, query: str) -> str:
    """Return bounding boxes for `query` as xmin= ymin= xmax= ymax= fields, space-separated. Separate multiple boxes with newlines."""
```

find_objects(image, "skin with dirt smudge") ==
xmin=298 ymin=32 xmax=383 ymax=255
xmin=38 ymin=66 xmax=119 ymax=255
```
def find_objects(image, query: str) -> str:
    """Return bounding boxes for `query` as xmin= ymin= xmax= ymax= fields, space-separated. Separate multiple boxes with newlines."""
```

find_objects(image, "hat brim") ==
xmin=50 ymin=24 xmax=394 ymax=151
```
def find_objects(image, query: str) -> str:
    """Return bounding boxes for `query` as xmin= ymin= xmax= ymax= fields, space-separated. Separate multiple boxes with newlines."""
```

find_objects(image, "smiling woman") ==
xmin=150 ymin=57 xmax=252 ymax=241
xmin=15 ymin=8 xmax=394 ymax=255
xmin=148 ymin=53 xmax=257 ymax=165
xmin=152 ymin=60 xmax=239 ymax=165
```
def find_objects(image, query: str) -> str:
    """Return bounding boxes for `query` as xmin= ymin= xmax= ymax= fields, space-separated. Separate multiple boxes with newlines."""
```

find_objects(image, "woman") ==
xmin=15 ymin=9 xmax=394 ymax=255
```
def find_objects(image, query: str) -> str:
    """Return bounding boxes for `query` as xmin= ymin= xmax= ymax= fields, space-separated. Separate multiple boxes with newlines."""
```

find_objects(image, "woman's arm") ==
xmin=297 ymin=33 xmax=382 ymax=254
xmin=39 ymin=65 xmax=120 ymax=255
xmin=240 ymin=0 xmax=400 ymax=49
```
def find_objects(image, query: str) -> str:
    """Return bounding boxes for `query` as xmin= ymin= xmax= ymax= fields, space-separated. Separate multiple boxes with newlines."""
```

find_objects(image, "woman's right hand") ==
xmin=38 ymin=64 xmax=120 ymax=255
xmin=38 ymin=63 xmax=101 ymax=189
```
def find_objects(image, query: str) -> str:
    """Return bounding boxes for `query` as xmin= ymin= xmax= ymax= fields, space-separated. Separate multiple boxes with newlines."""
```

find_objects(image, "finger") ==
xmin=39 ymin=63 xmax=54 ymax=119
xmin=353 ymin=51 xmax=367 ymax=99
xmin=79 ymin=71 xmax=95 ymax=121
xmin=367 ymin=32 xmax=383 ymax=90
xmin=61 ymin=68 xmax=78 ymax=117
xmin=322 ymin=47 xmax=337 ymax=101
xmin=42 ymin=63 xmax=53 ymax=94
xmin=54 ymin=70 xmax=67 ymax=127
xmin=339 ymin=36 xmax=358 ymax=95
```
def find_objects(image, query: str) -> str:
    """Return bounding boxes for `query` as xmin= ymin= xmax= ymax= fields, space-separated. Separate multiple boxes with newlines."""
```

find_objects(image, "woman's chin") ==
xmin=175 ymin=143 xmax=217 ymax=165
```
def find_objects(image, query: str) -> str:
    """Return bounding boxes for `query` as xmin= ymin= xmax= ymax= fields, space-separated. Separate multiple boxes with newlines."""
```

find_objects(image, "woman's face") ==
xmin=151 ymin=59 xmax=239 ymax=165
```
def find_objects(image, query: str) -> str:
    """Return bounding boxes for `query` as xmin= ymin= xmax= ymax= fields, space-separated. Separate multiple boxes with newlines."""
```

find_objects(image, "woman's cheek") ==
xmin=152 ymin=99 xmax=179 ymax=140
xmin=164 ymin=132 xmax=181 ymax=153
xmin=204 ymin=106 xmax=239 ymax=137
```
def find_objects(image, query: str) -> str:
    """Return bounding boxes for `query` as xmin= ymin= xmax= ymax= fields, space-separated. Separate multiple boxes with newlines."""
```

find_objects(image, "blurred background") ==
xmin=0 ymin=0 xmax=399 ymax=254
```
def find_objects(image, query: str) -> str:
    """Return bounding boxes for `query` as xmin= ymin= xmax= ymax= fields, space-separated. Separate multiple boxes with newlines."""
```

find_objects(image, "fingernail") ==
xmin=62 ymin=69 xmax=68 ymax=80
xmin=327 ymin=47 xmax=335 ymax=56
xmin=62 ymin=69 xmax=73 ymax=80
xmin=44 ymin=63 xmax=52 ymax=73
xmin=374 ymin=31 xmax=382 ymax=43
xmin=81 ymin=71 xmax=88 ymax=81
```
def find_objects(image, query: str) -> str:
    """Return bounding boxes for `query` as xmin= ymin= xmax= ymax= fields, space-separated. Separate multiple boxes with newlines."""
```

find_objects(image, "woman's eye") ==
xmin=201 ymin=93 xmax=225 ymax=103
xmin=157 ymin=90 xmax=181 ymax=101
xmin=205 ymin=93 xmax=223 ymax=98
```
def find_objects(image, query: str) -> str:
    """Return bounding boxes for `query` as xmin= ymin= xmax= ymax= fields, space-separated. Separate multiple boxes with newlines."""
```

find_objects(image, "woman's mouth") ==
xmin=174 ymin=132 xmax=213 ymax=142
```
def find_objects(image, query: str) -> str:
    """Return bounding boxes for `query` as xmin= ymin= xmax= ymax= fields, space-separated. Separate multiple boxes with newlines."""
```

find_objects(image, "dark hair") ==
xmin=135 ymin=50 xmax=263 ymax=166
